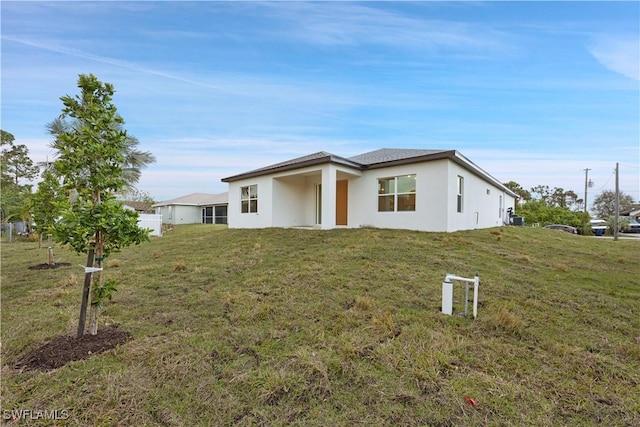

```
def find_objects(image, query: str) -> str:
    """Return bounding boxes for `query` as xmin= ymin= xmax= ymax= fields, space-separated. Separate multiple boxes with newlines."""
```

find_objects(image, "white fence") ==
xmin=138 ymin=214 xmax=163 ymax=237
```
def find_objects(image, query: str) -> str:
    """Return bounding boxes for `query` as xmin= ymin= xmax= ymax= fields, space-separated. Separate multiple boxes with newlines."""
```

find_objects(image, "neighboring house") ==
xmin=122 ymin=200 xmax=154 ymax=213
xmin=152 ymin=192 xmax=228 ymax=225
xmin=221 ymin=148 xmax=518 ymax=232
xmin=620 ymin=207 xmax=640 ymax=221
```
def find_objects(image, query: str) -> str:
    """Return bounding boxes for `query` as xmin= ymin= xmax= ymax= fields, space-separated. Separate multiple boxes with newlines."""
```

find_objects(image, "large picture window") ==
xmin=378 ymin=175 xmax=416 ymax=212
xmin=241 ymin=184 xmax=258 ymax=213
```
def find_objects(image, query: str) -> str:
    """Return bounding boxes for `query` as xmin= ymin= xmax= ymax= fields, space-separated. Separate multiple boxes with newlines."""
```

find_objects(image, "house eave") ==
xmin=450 ymin=151 xmax=519 ymax=198
xmin=221 ymin=155 xmax=361 ymax=183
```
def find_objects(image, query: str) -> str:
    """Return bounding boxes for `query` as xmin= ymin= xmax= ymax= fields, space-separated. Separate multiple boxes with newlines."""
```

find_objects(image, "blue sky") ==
xmin=2 ymin=1 xmax=639 ymax=204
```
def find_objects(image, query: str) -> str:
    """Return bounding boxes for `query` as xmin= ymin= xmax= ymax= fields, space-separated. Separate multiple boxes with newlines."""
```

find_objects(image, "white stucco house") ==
xmin=221 ymin=148 xmax=517 ymax=232
xmin=152 ymin=192 xmax=228 ymax=225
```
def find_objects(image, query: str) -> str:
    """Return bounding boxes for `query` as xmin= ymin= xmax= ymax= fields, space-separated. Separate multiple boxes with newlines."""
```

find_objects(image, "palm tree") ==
xmin=120 ymin=133 xmax=156 ymax=191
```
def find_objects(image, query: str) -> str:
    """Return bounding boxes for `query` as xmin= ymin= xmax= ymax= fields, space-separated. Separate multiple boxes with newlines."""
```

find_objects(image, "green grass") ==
xmin=2 ymin=225 xmax=639 ymax=426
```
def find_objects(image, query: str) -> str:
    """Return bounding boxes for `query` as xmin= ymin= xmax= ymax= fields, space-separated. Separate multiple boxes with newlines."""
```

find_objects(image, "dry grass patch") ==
xmin=173 ymin=260 xmax=187 ymax=271
xmin=552 ymin=263 xmax=570 ymax=272
xmin=483 ymin=307 xmax=525 ymax=335
xmin=516 ymin=254 xmax=532 ymax=263
xmin=59 ymin=273 xmax=79 ymax=288
xmin=354 ymin=296 xmax=373 ymax=311
xmin=370 ymin=310 xmax=400 ymax=338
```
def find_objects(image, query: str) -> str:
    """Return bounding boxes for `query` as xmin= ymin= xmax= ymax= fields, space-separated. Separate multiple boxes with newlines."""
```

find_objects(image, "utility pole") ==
xmin=583 ymin=168 xmax=592 ymax=234
xmin=614 ymin=163 xmax=619 ymax=241
xmin=583 ymin=168 xmax=591 ymax=214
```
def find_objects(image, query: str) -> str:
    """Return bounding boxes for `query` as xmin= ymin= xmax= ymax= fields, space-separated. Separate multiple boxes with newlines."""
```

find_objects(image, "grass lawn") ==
xmin=1 ymin=225 xmax=639 ymax=426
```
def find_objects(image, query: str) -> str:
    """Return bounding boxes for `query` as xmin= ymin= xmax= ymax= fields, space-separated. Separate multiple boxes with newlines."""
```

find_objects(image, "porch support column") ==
xmin=320 ymin=165 xmax=337 ymax=229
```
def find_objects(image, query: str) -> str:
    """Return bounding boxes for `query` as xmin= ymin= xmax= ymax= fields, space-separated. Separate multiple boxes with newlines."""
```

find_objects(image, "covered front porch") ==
xmin=271 ymin=164 xmax=361 ymax=229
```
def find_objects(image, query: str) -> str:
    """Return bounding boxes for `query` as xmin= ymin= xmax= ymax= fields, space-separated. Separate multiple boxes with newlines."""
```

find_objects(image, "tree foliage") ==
xmin=591 ymin=190 xmax=635 ymax=219
xmin=508 ymin=181 xmax=588 ymax=228
xmin=516 ymin=199 xmax=589 ymax=228
xmin=503 ymin=181 xmax=531 ymax=207
xmin=53 ymin=194 xmax=147 ymax=256
xmin=1 ymin=130 xmax=40 ymax=187
xmin=1 ymin=129 xmax=39 ymax=224
xmin=46 ymin=118 xmax=156 ymax=192
xmin=30 ymin=168 xmax=64 ymax=236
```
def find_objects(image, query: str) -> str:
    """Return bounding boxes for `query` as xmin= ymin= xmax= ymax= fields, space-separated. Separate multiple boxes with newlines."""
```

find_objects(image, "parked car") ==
xmin=545 ymin=224 xmax=578 ymax=234
xmin=590 ymin=219 xmax=608 ymax=236
xmin=620 ymin=219 xmax=640 ymax=233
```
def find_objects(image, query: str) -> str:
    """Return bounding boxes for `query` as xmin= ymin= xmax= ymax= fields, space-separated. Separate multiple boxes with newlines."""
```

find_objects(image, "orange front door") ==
xmin=336 ymin=180 xmax=348 ymax=225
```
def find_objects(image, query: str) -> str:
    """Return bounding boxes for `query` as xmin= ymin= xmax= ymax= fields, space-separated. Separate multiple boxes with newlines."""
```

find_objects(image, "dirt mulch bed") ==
xmin=28 ymin=262 xmax=72 ymax=270
xmin=15 ymin=327 xmax=131 ymax=371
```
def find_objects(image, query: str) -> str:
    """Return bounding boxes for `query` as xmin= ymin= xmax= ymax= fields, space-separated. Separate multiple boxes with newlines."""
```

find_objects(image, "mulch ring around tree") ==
xmin=28 ymin=262 xmax=72 ymax=270
xmin=15 ymin=327 xmax=132 ymax=371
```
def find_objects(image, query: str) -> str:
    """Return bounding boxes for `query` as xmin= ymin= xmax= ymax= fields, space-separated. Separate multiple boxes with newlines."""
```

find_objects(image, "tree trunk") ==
xmin=89 ymin=304 xmax=98 ymax=335
xmin=89 ymin=230 xmax=104 ymax=336
xmin=77 ymin=249 xmax=95 ymax=338
xmin=90 ymin=184 xmax=104 ymax=336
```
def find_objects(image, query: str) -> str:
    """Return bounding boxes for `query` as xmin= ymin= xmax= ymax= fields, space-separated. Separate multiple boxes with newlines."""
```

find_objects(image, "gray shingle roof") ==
xmin=153 ymin=192 xmax=228 ymax=207
xmin=348 ymin=148 xmax=449 ymax=165
xmin=222 ymin=151 xmax=361 ymax=182
xmin=243 ymin=151 xmax=335 ymax=174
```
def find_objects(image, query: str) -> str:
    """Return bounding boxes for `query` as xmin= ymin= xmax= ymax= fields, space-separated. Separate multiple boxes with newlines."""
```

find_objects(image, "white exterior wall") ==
xmin=348 ymin=160 xmax=450 ymax=231
xmin=272 ymin=175 xmax=314 ymax=227
xmin=226 ymin=158 xmax=515 ymax=232
xmin=445 ymin=162 xmax=515 ymax=231
xmin=227 ymin=174 xmax=274 ymax=228
xmin=156 ymin=205 xmax=201 ymax=225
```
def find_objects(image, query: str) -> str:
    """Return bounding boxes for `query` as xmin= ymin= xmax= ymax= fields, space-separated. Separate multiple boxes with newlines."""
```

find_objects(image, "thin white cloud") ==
xmin=589 ymin=35 xmax=640 ymax=81
xmin=252 ymin=2 xmax=511 ymax=56
xmin=1 ymin=36 xmax=231 ymax=92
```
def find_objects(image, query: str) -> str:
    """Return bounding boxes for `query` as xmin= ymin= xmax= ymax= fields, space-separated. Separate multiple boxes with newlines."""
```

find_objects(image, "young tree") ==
xmin=48 ymin=73 xmax=152 ymax=337
xmin=31 ymin=168 xmax=65 ymax=253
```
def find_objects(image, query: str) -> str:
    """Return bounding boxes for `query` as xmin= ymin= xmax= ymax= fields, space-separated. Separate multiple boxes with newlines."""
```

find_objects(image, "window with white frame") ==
xmin=378 ymin=175 xmax=416 ymax=212
xmin=241 ymin=185 xmax=258 ymax=213
xmin=457 ymin=176 xmax=464 ymax=213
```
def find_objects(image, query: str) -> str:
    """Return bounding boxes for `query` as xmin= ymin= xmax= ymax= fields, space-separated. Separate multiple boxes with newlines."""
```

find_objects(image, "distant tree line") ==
xmin=1 ymin=130 xmax=40 ymax=225
xmin=0 ymin=129 xmax=155 ymax=230
xmin=503 ymin=181 xmax=636 ymax=232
